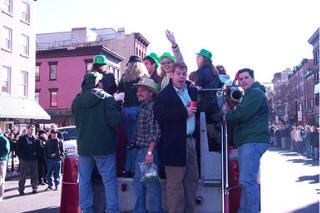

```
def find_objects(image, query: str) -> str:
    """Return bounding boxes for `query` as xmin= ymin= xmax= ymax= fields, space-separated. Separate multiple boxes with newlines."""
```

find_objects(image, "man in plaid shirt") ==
xmin=132 ymin=77 xmax=163 ymax=213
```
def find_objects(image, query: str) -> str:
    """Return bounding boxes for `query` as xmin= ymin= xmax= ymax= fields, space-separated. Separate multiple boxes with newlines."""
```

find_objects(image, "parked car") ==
xmin=57 ymin=126 xmax=77 ymax=157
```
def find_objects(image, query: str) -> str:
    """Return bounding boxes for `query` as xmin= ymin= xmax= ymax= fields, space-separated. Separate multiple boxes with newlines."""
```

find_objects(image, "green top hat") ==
xmin=159 ymin=52 xmax=175 ymax=63
xmin=93 ymin=55 xmax=107 ymax=65
xmin=196 ymin=49 xmax=212 ymax=62
xmin=144 ymin=52 xmax=160 ymax=67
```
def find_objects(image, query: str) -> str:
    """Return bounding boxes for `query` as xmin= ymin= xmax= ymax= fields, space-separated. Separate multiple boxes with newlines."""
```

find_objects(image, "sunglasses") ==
xmin=161 ymin=61 xmax=173 ymax=65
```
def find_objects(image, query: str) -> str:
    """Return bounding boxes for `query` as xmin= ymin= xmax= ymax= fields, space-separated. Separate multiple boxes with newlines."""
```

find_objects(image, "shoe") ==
xmin=32 ymin=189 xmax=38 ymax=194
xmin=19 ymin=191 xmax=25 ymax=196
xmin=45 ymin=186 xmax=53 ymax=191
xmin=54 ymin=186 xmax=59 ymax=191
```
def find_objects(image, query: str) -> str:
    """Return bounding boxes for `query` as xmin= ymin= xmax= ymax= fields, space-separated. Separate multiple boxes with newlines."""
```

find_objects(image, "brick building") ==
xmin=288 ymin=59 xmax=314 ymax=125
xmin=308 ymin=28 xmax=319 ymax=126
xmin=272 ymin=69 xmax=290 ymax=123
xmin=36 ymin=27 xmax=150 ymax=76
xmin=36 ymin=45 xmax=124 ymax=126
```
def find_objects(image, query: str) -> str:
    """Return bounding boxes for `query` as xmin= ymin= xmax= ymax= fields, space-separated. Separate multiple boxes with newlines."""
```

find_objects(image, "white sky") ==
xmin=36 ymin=0 xmax=320 ymax=84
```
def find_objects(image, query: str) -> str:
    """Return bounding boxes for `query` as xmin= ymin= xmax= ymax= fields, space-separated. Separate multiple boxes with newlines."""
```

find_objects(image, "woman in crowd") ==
xmin=159 ymin=30 xmax=184 ymax=90
xmin=195 ymin=49 xmax=222 ymax=123
xmin=118 ymin=55 xmax=148 ymax=177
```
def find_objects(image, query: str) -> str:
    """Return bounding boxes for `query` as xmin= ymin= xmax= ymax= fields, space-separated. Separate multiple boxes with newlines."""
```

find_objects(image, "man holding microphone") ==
xmin=222 ymin=68 xmax=270 ymax=213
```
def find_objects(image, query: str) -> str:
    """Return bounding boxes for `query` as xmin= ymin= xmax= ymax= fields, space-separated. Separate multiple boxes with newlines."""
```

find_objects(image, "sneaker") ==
xmin=45 ymin=186 xmax=53 ymax=191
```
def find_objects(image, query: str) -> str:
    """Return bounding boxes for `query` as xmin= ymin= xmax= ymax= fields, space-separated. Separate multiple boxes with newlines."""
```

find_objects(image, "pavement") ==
xmin=1 ymin=147 xmax=319 ymax=213
xmin=260 ymin=147 xmax=319 ymax=213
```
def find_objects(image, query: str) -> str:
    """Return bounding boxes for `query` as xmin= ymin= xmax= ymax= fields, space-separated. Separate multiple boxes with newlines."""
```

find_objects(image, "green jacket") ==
xmin=72 ymin=88 xmax=121 ymax=156
xmin=0 ymin=133 xmax=10 ymax=161
xmin=226 ymin=81 xmax=270 ymax=147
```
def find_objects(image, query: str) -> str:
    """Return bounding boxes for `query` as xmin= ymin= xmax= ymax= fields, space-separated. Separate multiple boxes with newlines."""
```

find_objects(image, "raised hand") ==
xmin=166 ymin=30 xmax=177 ymax=47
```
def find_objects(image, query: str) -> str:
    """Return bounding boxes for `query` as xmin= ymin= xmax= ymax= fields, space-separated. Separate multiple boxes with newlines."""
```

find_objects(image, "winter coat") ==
xmin=154 ymin=81 xmax=198 ymax=166
xmin=0 ymin=134 xmax=10 ymax=161
xmin=72 ymin=88 xmax=121 ymax=156
xmin=102 ymin=73 xmax=117 ymax=95
xmin=44 ymin=138 xmax=64 ymax=160
xmin=225 ymin=81 xmax=270 ymax=147
xmin=16 ymin=134 xmax=40 ymax=161
xmin=195 ymin=64 xmax=222 ymax=121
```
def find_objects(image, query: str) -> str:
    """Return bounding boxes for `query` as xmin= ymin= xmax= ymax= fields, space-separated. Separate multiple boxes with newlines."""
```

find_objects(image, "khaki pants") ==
xmin=165 ymin=137 xmax=199 ymax=213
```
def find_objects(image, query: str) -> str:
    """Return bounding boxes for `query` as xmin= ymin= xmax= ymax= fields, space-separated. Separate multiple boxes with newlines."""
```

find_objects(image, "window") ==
xmin=35 ymin=63 xmax=41 ymax=81
xmin=49 ymin=88 xmax=58 ymax=107
xmin=21 ymin=34 xmax=29 ymax=56
xmin=84 ymin=59 xmax=93 ymax=73
xmin=2 ymin=26 xmax=12 ymax=51
xmin=20 ymin=71 xmax=28 ymax=97
xmin=21 ymin=1 xmax=30 ymax=23
xmin=3 ymin=0 xmax=13 ymax=14
xmin=1 ymin=66 xmax=11 ymax=94
xmin=48 ymin=62 xmax=57 ymax=80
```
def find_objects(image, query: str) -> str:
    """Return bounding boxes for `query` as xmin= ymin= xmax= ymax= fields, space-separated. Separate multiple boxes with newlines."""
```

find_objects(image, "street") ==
xmin=0 ymin=147 xmax=318 ymax=213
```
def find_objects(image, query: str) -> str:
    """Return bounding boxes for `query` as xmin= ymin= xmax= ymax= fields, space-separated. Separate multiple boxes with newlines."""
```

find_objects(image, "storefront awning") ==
xmin=0 ymin=96 xmax=51 ymax=120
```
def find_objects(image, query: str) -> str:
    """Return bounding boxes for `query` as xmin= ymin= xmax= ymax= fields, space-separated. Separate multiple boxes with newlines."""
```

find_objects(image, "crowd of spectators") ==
xmin=270 ymin=124 xmax=319 ymax=160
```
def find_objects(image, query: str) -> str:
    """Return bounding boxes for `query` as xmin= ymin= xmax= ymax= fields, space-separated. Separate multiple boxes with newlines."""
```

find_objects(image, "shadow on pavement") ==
xmin=4 ymin=184 xmax=31 ymax=193
xmin=297 ymin=174 xmax=319 ymax=184
xmin=291 ymin=202 xmax=319 ymax=213
xmin=24 ymin=207 xmax=59 ymax=213
xmin=4 ymin=188 xmax=49 ymax=200
xmin=287 ymin=158 xmax=318 ymax=166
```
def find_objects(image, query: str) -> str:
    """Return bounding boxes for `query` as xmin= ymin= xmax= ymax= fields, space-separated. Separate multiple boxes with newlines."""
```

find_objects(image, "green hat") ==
xmin=81 ymin=72 xmax=103 ymax=91
xmin=144 ymin=52 xmax=160 ymax=67
xmin=93 ymin=55 xmax=107 ymax=65
xmin=196 ymin=49 xmax=212 ymax=62
xmin=159 ymin=52 xmax=175 ymax=63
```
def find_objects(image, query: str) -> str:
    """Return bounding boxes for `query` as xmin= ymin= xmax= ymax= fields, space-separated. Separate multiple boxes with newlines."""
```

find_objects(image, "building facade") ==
xmin=308 ymin=28 xmax=319 ymax=125
xmin=272 ymin=69 xmax=290 ymax=124
xmin=36 ymin=27 xmax=150 ymax=76
xmin=0 ymin=0 xmax=49 ymax=131
xmin=36 ymin=45 xmax=124 ymax=126
xmin=288 ymin=59 xmax=314 ymax=125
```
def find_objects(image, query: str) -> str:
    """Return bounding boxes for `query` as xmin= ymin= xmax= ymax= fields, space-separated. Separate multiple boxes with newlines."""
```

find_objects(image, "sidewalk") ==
xmin=5 ymin=155 xmax=20 ymax=180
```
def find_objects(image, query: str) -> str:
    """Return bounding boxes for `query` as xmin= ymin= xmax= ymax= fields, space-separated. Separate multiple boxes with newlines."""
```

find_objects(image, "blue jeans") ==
xmin=122 ymin=106 xmax=140 ymax=172
xmin=238 ymin=143 xmax=269 ymax=213
xmin=47 ymin=159 xmax=61 ymax=188
xmin=305 ymin=139 xmax=312 ymax=158
xmin=78 ymin=154 xmax=119 ymax=213
xmin=134 ymin=149 xmax=162 ymax=213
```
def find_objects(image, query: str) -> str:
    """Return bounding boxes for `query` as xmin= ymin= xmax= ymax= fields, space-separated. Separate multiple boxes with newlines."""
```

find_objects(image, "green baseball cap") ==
xmin=196 ymin=49 xmax=212 ymax=62
xmin=144 ymin=52 xmax=160 ymax=67
xmin=159 ymin=52 xmax=175 ymax=63
xmin=93 ymin=55 xmax=107 ymax=65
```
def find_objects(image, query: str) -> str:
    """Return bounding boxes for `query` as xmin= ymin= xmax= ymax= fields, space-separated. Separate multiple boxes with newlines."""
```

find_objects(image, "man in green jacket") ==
xmin=222 ymin=68 xmax=270 ymax=213
xmin=72 ymin=71 xmax=121 ymax=213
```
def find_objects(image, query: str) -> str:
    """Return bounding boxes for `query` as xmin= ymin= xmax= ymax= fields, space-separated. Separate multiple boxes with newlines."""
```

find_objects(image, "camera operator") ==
xmin=222 ymin=68 xmax=270 ymax=213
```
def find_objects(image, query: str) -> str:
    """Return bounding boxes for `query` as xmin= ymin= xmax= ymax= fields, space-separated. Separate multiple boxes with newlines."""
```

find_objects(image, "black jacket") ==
xmin=102 ymin=73 xmax=117 ymax=95
xmin=16 ymin=135 xmax=40 ymax=161
xmin=44 ymin=138 xmax=64 ymax=160
xmin=154 ymin=81 xmax=197 ymax=166
xmin=195 ymin=64 xmax=222 ymax=119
